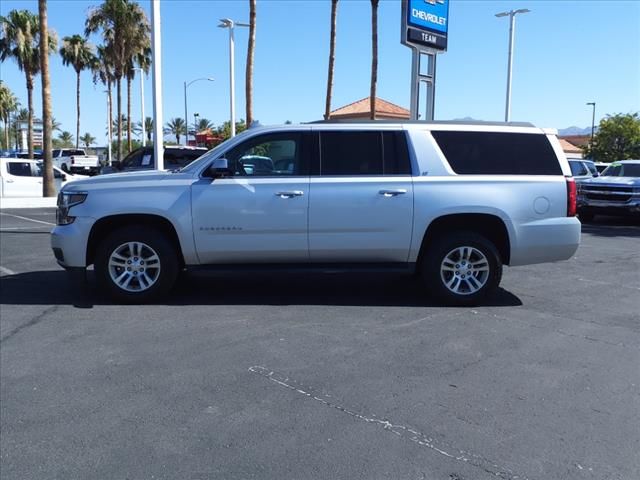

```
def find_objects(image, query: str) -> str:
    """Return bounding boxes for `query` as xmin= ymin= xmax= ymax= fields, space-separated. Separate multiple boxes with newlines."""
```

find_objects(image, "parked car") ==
xmin=0 ymin=158 xmax=87 ymax=197
xmin=100 ymin=146 xmax=207 ymax=174
xmin=52 ymin=121 xmax=581 ymax=305
xmin=52 ymin=149 xmax=100 ymax=175
xmin=568 ymin=159 xmax=598 ymax=183
xmin=577 ymin=159 xmax=640 ymax=221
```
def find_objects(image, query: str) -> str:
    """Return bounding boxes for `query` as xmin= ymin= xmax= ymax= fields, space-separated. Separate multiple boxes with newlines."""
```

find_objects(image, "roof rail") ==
xmin=306 ymin=119 xmax=537 ymax=128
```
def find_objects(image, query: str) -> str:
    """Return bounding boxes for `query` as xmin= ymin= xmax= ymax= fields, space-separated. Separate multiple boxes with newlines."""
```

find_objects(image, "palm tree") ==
xmin=93 ymin=45 xmax=115 ymax=158
xmin=58 ymin=130 xmax=74 ymax=147
xmin=80 ymin=132 xmax=96 ymax=148
xmin=59 ymin=34 xmax=97 ymax=149
xmin=85 ymin=0 xmax=150 ymax=161
xmin=164 ymin=118 xmax=186 ymax=144
xmin=370 ymin=0 xmax=379 ymax=120
xmin=193 ymin=117 xmax=214 ymax=133
xmin=246 ymin=0 xmax=256 ymax=126
xmin=51 ymin=116 xmax=61 ymax=132
xmin=324 ymin=0 xmax=338 ymax=120
xmin=0 ymin=81 xmax=20 ymax=149
xmin=0 ymin=9 xmax=56 ymax=158
xmin=39 ymin=0 xmax=55 ymax=196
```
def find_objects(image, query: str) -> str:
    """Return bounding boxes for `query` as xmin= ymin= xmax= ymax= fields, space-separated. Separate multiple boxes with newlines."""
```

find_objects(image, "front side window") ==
xmin=225 ymin=133 xmax=304 ymax=176
xmin=7 ymin=162 xmax=35 ymax=177
xmin=431 ymin=131 xmax=562 ymax=175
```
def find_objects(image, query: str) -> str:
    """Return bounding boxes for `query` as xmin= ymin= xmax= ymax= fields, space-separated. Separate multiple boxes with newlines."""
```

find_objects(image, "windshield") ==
xmin=601 ymin=162 xmax=640 ymax=177
xmin=179 ymin=130 xmax=254 ymax=174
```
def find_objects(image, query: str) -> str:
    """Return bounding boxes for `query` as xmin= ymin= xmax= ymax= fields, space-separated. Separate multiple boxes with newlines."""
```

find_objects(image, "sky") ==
xmin=1 ymin=0 xmax=639 ymax=146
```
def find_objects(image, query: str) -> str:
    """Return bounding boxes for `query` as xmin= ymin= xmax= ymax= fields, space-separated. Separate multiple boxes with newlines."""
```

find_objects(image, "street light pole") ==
xmin=586 ymin=102 xmax=596 ymax=153
xmin=184 ymin=77 xmax=214 ymax=146
xmin=496 ymin=8 xmax=530 ymax=122
xmin=218 ymin=18 xmax=249 ymax=138
xmin=105 ymin=90 xmax=112 ymax=165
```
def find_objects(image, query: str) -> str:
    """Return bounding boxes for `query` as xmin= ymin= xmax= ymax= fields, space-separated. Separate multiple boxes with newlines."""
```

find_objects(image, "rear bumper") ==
xmin=70 ymin=166 xmax=100 ymax=175
xmin=50 ymin=216 xmax=95 ymax=268
xmin=510 ymin=217 xmax=581 ymax=266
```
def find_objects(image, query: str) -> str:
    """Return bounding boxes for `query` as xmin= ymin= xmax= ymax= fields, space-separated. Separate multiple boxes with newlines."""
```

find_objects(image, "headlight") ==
xmin=56 ymin=191 xmax=88 ymax=225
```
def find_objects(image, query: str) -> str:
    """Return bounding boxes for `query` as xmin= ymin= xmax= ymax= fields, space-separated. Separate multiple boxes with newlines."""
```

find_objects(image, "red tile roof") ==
xmin=558 ymin=138 xmax=583 ymax=154
xmin=330 ymin=97 xmax=410 ymax=120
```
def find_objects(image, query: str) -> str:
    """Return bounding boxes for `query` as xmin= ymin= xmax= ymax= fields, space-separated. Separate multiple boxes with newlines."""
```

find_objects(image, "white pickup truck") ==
xmin=51 ymin=121 xmax=581 ymax=305
xmin=52 ymin=149 xmax=100 ymax=176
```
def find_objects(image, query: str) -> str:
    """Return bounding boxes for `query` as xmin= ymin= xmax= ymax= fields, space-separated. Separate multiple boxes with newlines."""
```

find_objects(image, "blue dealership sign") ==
xmin=402 ymin=0 xmax=449 ymax=51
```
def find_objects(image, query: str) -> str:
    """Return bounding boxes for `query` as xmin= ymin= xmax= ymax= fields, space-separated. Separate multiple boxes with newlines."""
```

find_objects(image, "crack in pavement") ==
xmin=248 ymin=365 xmax=532 ymax=480
xmin=0 ymin=305 xmax=60 ymax=344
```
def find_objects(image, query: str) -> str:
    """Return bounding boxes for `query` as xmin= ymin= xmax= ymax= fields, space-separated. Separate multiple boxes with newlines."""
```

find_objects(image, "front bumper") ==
xmin=50 ymin=216 xmax=96 ymax=268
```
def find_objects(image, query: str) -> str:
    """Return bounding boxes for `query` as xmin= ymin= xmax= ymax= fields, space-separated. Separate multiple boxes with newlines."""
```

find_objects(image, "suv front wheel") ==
xmin=95 ymin=226 xmax=179 ymax=303
xmin=422 ymin=232 xmax=502 ymax=306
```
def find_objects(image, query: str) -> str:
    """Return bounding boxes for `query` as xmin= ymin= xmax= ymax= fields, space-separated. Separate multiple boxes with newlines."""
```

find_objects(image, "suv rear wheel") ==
xmin=421 ymin=231 xmax=502 ymax=306
xmin=95 ymin=226 xmax=179 ymax=303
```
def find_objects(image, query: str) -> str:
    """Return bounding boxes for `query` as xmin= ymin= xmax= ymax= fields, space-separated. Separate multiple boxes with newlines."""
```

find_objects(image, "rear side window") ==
xmin=319 ymin=131 xmax=411 ymax=175
xmin=431 ymin=131 xmax=562 ymax=175
xmin=569 ymin=160 xmax=588 ymax=176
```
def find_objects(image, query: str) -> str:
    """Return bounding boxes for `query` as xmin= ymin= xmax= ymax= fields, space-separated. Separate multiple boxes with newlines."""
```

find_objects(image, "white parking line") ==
xmin=0 ymin=266 xmax=16 ymax=276
xmin=0 ymin=212 xmax=55 ymax=226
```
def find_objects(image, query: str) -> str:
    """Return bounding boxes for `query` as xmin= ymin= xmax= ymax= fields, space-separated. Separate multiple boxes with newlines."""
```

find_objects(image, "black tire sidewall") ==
xmin=95 ymin=226 xmax=178 ymax=303
xmin=422 ymin=232 xmax=502 ymax=306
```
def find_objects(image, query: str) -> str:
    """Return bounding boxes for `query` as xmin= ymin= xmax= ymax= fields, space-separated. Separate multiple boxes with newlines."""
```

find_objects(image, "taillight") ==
xmin=566 ymin=177 xmax=577 ymax=217
xmin=71 ymin=157 xmax=75 ymax=165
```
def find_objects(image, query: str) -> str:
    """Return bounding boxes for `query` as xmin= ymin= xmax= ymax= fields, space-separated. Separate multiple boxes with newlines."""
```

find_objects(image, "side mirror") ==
xmin=207 ymin=158 xmax=231 ymax=178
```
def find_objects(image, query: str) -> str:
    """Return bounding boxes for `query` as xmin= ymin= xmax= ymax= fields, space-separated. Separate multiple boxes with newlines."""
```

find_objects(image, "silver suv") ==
xmin=51 ymin=121 xmax=581 ymax=305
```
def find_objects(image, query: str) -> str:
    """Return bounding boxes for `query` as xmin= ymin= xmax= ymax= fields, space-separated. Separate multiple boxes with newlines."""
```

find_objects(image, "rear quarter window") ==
xmin=431 ymin=131 xmax=562 ymax=175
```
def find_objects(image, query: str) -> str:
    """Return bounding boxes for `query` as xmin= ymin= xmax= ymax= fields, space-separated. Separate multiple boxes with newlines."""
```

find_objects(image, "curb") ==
xmin=0 ymin=197 xmax=57 ymax=209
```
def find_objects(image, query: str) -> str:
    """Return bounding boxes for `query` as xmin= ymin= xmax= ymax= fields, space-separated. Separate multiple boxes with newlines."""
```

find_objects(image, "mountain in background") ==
xmin=557 ymin=126 xmax=595 ymax=136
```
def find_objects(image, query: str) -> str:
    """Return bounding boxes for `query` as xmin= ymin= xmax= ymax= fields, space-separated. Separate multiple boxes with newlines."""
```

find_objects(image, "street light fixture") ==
xmin=586 ymin=102 xmax=596 ymax=154
xmin=133 ymin=67 xmax=146 ymax=147
xmin=184 ymin=77 xmax=214 ymax=146
xmin=495 ymin=8 xmax=530 ymax=122
xmin=218 ymin=18 xmax=249 ymax=138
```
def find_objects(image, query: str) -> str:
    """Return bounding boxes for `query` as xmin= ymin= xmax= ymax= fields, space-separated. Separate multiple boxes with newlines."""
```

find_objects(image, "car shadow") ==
xmin=0 ymin=270 xmax=522 ymax=308
xmin=581 ymin=215 xmax=640 ymax=238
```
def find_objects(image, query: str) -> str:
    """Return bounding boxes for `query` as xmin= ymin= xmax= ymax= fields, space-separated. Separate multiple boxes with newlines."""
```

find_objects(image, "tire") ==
xmin=61 ymin=163 xmax=69 ymax=173
xmin=421 ymin=231 xmax=502 ymax=306
xmin=94 ymin=226 xmax=179 ymax=303
xmin=578 ymin=210 xmax=595 ymax=223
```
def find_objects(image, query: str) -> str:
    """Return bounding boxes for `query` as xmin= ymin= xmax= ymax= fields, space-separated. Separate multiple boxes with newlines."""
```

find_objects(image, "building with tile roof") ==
xmin=329 ymin=97 xmax=410 ymax=120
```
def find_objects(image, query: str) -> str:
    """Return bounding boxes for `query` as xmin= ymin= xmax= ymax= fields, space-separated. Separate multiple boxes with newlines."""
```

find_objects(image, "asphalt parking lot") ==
xmin=1 ymin=208 xmax=639 ymax=480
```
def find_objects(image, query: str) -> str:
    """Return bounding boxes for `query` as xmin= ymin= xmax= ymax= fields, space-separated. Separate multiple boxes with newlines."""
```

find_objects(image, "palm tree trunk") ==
xmin=116 ymin=77 xmax=122 ymax=161
xmin=76 ymin=70 xmax=81 ymax=149
xmin=246 ymin=0 xmax=256 ymax=126
xmin=325 ymin=0 xmax=338 ymax=120
xmin=370 ymin=0 xmax=378 ymax=120
xmin=127 ymin=75 xmax=132 ymax=152
xmin=39 ymin=0 xmax=55 ymax=196
xmin=26 ymin=74 xmax=34 ymax=158
xmin=3 ymin=116 xmax=8 ymax=150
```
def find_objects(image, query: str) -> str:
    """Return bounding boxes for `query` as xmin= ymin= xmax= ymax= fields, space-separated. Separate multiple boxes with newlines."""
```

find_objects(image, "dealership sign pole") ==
xmin=401 ymin=0 xmax=449 ymax=121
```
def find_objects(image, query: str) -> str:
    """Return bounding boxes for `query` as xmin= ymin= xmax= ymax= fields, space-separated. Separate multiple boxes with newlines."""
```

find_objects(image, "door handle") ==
xmin=275 ymin=190 xmax=304 ymax=198
xmin=6 ymin=179 xmax=14 ymax=183
xmin=379 ymin=189 xmax=407 ymax=197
